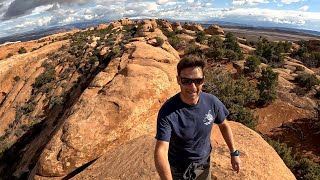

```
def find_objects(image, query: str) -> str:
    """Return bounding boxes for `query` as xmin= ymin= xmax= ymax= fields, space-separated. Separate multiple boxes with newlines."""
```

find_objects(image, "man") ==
xmin=154 ymin=55 xmax=241 ymax=180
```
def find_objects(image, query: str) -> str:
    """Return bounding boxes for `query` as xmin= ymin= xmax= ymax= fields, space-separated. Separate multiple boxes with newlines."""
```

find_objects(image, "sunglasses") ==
xmin=179 ymin=77 xmax=204 ymax=85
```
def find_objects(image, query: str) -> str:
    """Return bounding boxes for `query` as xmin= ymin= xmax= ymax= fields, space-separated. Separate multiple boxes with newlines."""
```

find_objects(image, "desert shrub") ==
xmin=162 ymin=29 xmax=176 ymax=38
xmin=229 ymin=105 xmax=257 ymax=129
xmin=295 ymin=65 xmax=305 ymax=72
xmin=49 ymin=96 xmax=64 ymax=109
xmin=188 ymin=39 xmax=196 ymax=44
xmin=168 ymin=36 xmax=181 ymax=49
xmin=195 ymin=31 xmax=206 ymax=43
xmin=244 ymin=55 xmax=261 ymax=73
xmin=33 ymin=69 xmax=56 ymax=88
xmin=18 ymin=47 xmax=27 ymax=54
xmin=14 ymin=128 xmax=24 ymax=138
xmin=59 ymin=45 xmax=67 ymax=51
xmin=20 ymin=102 xmax=36 ymax=115
xmin=315 ymin=89 xmax=320 ymax=99
xmin=225 ymin=49 xmax=238 ymax=62
xmin=295 ymin=158 xmax=320 ymax=180
xmin=223 ymin=32 xmax=244 ymax=60
xmin=47 ymin=53 xmax=60 ymax=60
xmin=6 ymin=53 xmax=13 ymax=58
xmin=155 ymin=36 xmax=164 ymax=47
xmin=295 ymin=73 xmax=320 ymax=90
xmin=206 ymin=47 xmax=224 ymax=61
xmin=185 ymin=45 xmax=202 ymax=55
xmin=257 ymin=67 xmax=278 ymax=105
xmin=208 ymin=35 xmax=224 ymax=49
xmin=265 ymin=138 xmax=297 ymax=170
xmin=204 ymin=68 xmax=259 ymax=129
xmin=111 ymin=46 xmax=122 ymax=58
xmin=255 ymin=39 xmax=289 ymax=67
xmin=89 ymin=56 xmax=99 ymax=64
xmin=13 ymin=76 xmax=20 ymax=82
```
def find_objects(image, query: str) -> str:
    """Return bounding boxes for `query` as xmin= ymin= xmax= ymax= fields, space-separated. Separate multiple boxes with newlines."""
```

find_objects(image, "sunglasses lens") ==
xmin=180 ymin=77 xmax=203 ymax=85
xmin=181 ymin=78 xmax=192 ymax=85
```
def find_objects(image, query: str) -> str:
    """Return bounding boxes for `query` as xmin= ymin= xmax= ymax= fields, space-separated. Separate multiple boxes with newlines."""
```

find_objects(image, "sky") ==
xmin=0 ymin=0 xmax=319 ymax=38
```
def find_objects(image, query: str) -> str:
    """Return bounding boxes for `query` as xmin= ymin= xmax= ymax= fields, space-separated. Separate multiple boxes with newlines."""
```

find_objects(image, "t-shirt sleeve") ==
xmin=155 ymin=110 xmax=172 ymax=142
xmin=213 ymin=97 xmax=229 ymax=124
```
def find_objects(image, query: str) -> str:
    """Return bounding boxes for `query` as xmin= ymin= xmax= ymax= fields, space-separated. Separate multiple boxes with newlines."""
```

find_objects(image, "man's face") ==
xmin=177 ymin=67 xmax=204 ymax=105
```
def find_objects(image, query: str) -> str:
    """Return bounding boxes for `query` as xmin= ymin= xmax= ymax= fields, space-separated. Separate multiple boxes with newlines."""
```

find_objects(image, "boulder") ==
xmin=70 ymin=122 xmax=295 ymax=180
xmin=205 ymin=25 xmax=225 ymax=36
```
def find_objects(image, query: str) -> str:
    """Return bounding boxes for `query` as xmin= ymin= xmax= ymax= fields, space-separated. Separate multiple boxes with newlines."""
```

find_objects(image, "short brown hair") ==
xmin=177 ymin=55 xmax=206 ymax=76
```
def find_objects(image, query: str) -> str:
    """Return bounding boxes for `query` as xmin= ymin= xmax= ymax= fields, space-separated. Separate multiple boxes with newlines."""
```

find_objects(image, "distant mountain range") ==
xmin=0 ymin=19 xmax=319 ymax=45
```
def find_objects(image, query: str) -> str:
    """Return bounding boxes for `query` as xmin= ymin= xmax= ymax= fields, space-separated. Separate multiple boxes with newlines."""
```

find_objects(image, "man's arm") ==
xmin=154 ymin=140 xmax=172 ymax=180
xmin=218 ymin=120 xmax=241 ymax=173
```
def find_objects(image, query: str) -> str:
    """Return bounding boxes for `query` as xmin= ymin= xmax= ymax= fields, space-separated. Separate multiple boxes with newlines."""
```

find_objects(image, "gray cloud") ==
xmin=2 ymin=0 xmax=94 ymax=20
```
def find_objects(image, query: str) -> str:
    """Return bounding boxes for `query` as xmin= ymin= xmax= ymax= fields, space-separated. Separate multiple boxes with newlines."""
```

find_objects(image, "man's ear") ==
xmin=176 ymin=76 xmax=180 ymax=85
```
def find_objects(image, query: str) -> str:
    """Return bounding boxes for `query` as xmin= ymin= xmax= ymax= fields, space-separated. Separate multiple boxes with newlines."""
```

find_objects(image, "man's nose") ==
xmin=188 ymin=82 xmax=197 ymax=89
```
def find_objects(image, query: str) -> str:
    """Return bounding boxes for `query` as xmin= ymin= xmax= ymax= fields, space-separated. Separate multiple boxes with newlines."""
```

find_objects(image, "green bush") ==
xmin=295 ymin=65 xmax=305 ymax=72
xmin=168 ymin=36 xmax=181 ymax=49
xmin=13 ymin=76 xmax=20 ymax=82
xmin=244 ymin=55 xmax=261 ymax=73
xmin=228 ymin=105 xmax=257 ymax=130
xmin=6 ymin=53 xmax=13 ymax=58
xmin=257 ymin=67 xmax=279 ymax=105
xmin=204 ymin=68 xmax=259 ymax=129
xmin=295 ymin=73 xmax=320 ymax=90
xmin=155 ymin=36 xmax=164 ymax=47
xmin=223 ymin=32 xmax=243 ymax=60
xmin=265 ymin=138 xmax=297 ymax=170
xmin=33 ymin=69 xmax=56 ymax=88
xmin=225 ymin=49 xmax=239 ymax=62
xmin=206 ymin=47 xmax=224 ymax=61
xmin=207 ymin=36 xmax=224 ymax=49
xmin=20 ymin=102 xmax=36 ymax=115
xmin=185 ymin=45 xmax=202 ymax=55
xmin=195 ymin=31 xmax=206 ymax=43
xmin=18 ymin=47 xmax=27 ymax=54
xmin=296 ymin=158 xmax=320 ymax=180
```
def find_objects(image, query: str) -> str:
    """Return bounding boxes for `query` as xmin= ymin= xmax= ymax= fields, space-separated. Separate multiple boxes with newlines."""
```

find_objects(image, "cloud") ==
xmin=1 ymin=0 xmax=118 ymax=20
xmin=298 ymin=5 xmax=308 ymax=12
xmin=232 ymin=0 xmax=270 ymax=6
xmin=157 ymin=0 xmax=169 ymax=5
xmin=280 ymin=0 xmax=304 ymax=5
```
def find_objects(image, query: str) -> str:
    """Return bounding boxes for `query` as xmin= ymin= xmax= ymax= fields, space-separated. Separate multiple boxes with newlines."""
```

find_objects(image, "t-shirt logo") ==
xmin=203 ymin=110 xmax=214 ymax=125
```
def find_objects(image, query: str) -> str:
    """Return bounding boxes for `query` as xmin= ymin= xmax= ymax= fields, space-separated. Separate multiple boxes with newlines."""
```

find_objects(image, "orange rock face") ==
xmin=67 ymin=122 xmax=295 ymax=180
xmin=205 ymin=25 xmax=225 ymax=36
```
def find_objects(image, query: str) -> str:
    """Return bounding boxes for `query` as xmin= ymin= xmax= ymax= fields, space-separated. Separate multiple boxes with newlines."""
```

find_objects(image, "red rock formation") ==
xmin=205 ymin=25 xmax=225 ymax=36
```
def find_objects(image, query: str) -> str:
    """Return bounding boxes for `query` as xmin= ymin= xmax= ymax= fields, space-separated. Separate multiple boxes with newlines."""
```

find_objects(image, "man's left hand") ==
xmin=231 ymin=156 xmax=241 ymax=173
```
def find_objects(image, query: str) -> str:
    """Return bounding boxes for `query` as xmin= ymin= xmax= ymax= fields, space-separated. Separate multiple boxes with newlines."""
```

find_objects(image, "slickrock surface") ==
xmin=67 ymin=122 xmax=295 ymax=180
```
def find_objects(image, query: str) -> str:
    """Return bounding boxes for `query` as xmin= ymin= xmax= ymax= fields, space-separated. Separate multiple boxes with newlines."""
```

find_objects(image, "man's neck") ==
xmin=179 ymin=93 xmax=200 ymax=106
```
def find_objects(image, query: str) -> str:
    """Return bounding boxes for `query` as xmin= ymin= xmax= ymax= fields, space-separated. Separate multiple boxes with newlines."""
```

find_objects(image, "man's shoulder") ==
xmin=159 ymin=93 xmax=180 ymax=115
xmin=201 ymin=92 xmax=220 ymax=102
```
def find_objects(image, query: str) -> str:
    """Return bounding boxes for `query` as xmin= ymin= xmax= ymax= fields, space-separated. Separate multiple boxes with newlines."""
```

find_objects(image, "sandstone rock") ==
xmin=157 ymin=19 xmax=173 ymax=32
xmin=99 ymin=46 xmax=110 ymax=56
xmin=137 ymin=20 xmax=154 ymax=33
xmin=183 ymin=22 xmax=204 ymax=31
xmin=36 ymin=34 xmax=180 ymax=177
xmin=96 ymin=24 xmax=109 ymax=30
xmin=110 ymin=21 xmax=122 ymax=28
xmin=172 ymin=22 xmax=183 ymax=32
xmin=120 ymin=18 xmax=134 ymax=25
xmin=239 ymin=43 xmax=255 ymax=54
xmin=71 ymin=122 xmax=295 ymax=180
xmin=205 ymin=25 xmax=225 ymax=36
xmin=150 ymin=19 xmax=158 ymax=28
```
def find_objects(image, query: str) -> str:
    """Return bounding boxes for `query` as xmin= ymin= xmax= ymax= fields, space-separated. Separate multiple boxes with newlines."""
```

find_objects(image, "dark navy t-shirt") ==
xmin=155 ymin=92 xmax=229 ymax=168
